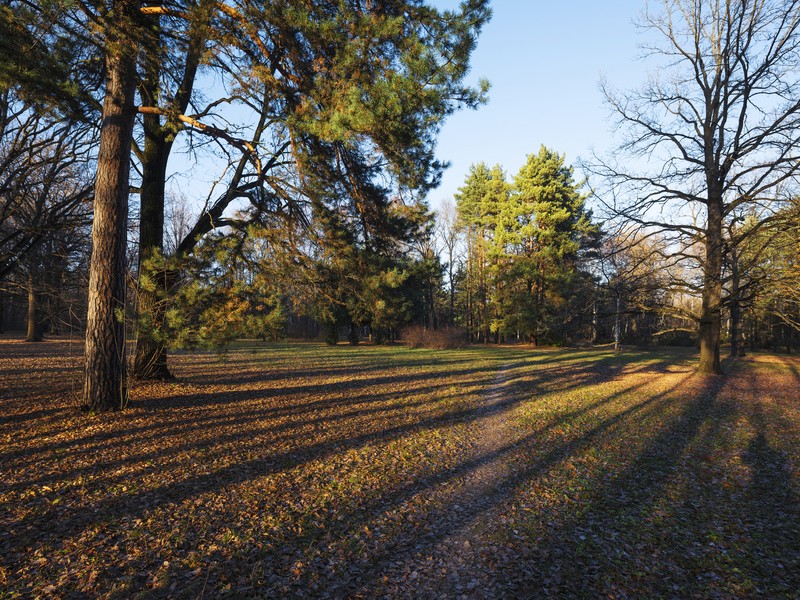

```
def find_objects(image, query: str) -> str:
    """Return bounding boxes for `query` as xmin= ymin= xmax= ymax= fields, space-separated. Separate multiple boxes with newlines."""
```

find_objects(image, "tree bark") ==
xmin=699 ymin=200 xmax=723 ymax=374
xmin=26 ymin=270 xmax=42 ymax=342
xmin=82 ymin=8 xmax=138 ymax=411
xmin=133 ymin=107 xmax=172 ymax=379
xmin=729 ymin=243 xmax=745 ymax=357
xmin=133 ymin=14 xmax=203 ymax=379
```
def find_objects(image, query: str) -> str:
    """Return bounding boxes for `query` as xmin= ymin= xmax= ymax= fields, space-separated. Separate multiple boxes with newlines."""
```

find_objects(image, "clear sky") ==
xmin=430 ymin=1 xmax=650 ymax=212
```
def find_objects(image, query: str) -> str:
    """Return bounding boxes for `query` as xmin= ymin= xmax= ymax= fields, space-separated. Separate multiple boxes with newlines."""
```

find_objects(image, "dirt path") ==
xmin=373 ymin=363 xmax=522 ymax=598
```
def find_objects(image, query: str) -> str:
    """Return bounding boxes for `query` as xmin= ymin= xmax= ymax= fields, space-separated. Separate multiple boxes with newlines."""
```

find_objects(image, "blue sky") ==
xmin=430 ymin=1 xmax=650 ymax=211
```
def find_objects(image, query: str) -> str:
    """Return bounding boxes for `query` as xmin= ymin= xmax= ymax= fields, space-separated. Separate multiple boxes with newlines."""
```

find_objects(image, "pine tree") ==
xmin=131 ymin=0 xmax=491 ymax=377
xmin=507 ymin=147 xmax=596 ymax=343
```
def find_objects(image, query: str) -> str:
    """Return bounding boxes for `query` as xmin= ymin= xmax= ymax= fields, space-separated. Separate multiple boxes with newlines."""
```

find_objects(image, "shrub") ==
xmin=402 ymin=325 xmax=468 ymax=349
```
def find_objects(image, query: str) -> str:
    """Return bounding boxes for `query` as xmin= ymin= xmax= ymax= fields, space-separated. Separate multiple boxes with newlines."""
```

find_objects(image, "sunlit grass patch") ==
xmin=1 ymin=339 xmax=797 ymax=597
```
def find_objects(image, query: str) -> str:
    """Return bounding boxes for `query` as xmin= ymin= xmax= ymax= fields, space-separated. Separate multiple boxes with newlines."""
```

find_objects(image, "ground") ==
xmin=1 ymin=338 xmax=799 ymax=598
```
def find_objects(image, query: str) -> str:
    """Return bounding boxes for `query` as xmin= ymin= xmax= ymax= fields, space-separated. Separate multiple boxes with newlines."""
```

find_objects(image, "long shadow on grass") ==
xmin=1 ymin=348 xmax=698 ymax=596
xmin=1 ymin=348 xmax=680 ymax=496
xmin=2 ymin=386 xmax=476 ymax=494
xmin=3 ymin=350 xmax=671 ymax=467
xmin=142 ymin=361 xmax=693 ymax=596
xmin=731 ymin=361 xmax=800 ymax=595
xmin=3 ymin=349 xmax=676 ymax=491
xmin=503 ymin=372 xmax=729 ymax=597
xmin=779 ymin=354 xmax=800 ymax=385
xmin=740 ymin=413 xmax=800 ymax=595
xmin=349 ymin=370 xmax=700 ymax=597
xmin=153 ymin=365 xmax=695 ymax=597
xmin=1 ymin=347 xmax=656 ymax=465
xmin=2 ymin=352 xmax=667 ymax=582
xmin=1 ymin=359 xmax=518 ymax=470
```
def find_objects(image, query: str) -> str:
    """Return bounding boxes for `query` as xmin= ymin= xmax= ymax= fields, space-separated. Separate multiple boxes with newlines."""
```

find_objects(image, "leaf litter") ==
xmin=1 ymin=339 xmax=798 ymax=598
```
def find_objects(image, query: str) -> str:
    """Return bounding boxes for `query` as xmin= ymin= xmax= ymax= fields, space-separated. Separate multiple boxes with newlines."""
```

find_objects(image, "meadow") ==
xmin=1 ymin=338 xmax=798 ymax=598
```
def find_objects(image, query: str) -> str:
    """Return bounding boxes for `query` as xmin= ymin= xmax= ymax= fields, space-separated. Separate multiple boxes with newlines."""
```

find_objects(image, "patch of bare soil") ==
xmin=371 ymin=364 xmax=523 ymax=598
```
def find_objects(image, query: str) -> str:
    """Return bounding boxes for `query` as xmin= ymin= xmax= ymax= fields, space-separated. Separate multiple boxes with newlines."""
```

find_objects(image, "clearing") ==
xmin=1 ymin=339 xmax=799 ymax=598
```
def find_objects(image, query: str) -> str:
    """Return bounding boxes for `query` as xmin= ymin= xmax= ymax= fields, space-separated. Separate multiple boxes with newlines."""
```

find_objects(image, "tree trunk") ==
xmin=448 ymin=252 xmax=455 ymax=326
xmin=82 ymin=11 xmax=138 ymax=411
xmin=729 ymin=244 xmax=745 ymax=357
xmin=133 ymin=13 xmax=203 ymax=379
xmin=48 ymin=271 xmax=64 ymax=336
xmin=699 ymin=200 xmax=723 ymax=374
xmin=26 ymin=271 xmax=42 ymax=342
xmin=133 ymin=115 xmax=172 ymax=379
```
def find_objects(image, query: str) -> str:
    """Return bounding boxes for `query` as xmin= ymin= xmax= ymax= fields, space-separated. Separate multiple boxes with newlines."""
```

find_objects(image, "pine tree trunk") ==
xmin=82 ymin=12 xmax=138 ymax=411
xmin=132 ymin=17 xmax=188 ymax=380
xmin=699 ymin=200 xmax=723 ymax=374
xmin=133 ymin=119 xmax=172 ymax=379
xmin=26 ymin=271 xmax=42 ymax=342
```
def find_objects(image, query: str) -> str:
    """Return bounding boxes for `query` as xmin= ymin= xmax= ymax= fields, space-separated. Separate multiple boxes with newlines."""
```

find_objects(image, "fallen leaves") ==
xmin=0 ymin=339 xmax=799 ymax=597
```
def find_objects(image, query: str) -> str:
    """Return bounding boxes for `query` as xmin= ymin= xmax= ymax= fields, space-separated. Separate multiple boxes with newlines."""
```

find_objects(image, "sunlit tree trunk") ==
xmin=699 ymin=199 xmax=723 ymax=374
xmin=82 ymin=4 xmax=138 ymax=411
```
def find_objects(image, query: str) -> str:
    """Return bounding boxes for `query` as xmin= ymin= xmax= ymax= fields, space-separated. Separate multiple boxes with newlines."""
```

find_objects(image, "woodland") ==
xmin=1 ymin=0 xmax=800 ymax=597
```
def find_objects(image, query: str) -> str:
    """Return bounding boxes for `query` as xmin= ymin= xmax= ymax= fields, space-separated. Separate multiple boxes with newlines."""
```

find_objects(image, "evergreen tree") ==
xmin=130 ymin=0 xmax=491 ymax=377
xmin=454 ymin=162 xmax=500 ymax=341
xmin=4 ymin=0 xmax=491 ymax=408
xmin=506 ymin=146 xmax=596 ymax=343
xmin=454 ymin=148 xmax=598 ymax=345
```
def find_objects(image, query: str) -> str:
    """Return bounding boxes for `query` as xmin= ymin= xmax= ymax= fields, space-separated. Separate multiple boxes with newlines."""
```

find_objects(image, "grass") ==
xmin=0 ymin=338 xmax=798 ymax=597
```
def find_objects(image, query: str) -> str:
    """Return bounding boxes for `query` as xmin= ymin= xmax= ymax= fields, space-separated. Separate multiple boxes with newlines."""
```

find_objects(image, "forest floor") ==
xmin=1 ymin=337 xmax=799 ymax=598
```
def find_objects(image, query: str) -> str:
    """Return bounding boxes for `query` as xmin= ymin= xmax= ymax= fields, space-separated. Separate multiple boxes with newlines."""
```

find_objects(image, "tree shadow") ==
xmin=737 ymin=411 xmax=800 ymax=596
xmin=156 ymin=367 xmax=692 ymax=596
xmin=2 ymin=343 xmax=718 ymax=597
xmin=489 ymin=370 xmax=729 ymax=597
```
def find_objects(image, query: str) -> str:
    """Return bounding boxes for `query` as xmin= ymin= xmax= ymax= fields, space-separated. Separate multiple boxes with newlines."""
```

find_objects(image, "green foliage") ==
xmin=733 ymin=199 xmax=800 ymax=349
xmin=456 ymin=147 xmax=598 ymax=343
xmin=305 ymin=187 xmax=436 ymax=342
xmin=454 ymin=148 xmax=600 ymax=344
xmin=454 ymin=162 xmax=507 ymax=341
xmin=0 ymin=2 xmax=100 ymax=118
xmin=144 ymin=228 xmax=292 ymax=352
xmin=503 ymin=147 xmax=599 ymax=342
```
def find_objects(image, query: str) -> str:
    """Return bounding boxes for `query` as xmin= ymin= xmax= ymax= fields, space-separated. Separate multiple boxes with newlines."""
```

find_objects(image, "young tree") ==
xmin=593 ymin=0 xmax=800 ymax=373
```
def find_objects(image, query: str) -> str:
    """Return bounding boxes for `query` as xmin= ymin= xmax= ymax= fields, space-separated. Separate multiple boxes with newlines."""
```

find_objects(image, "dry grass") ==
xmin=1 ymin=337 xmax=798 ymax=598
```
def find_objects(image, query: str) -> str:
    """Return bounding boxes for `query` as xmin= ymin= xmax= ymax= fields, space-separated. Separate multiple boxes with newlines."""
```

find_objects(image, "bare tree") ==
xmin=0 ymin=90 xmax=94 ymax=280
xmin=592 ymin=0 xmax=800 ymax=373
xmin=436 ymin=199 xmax=462 ymax=325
